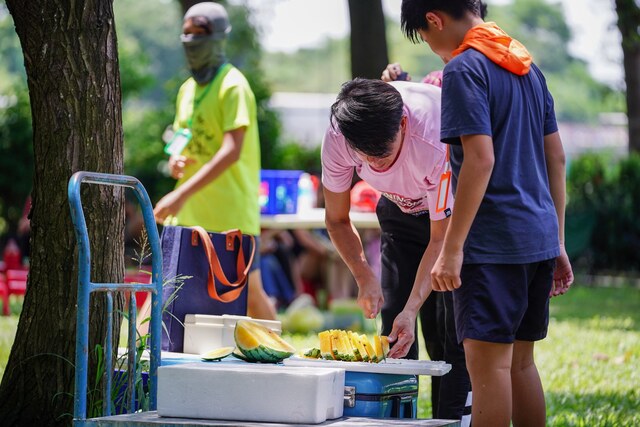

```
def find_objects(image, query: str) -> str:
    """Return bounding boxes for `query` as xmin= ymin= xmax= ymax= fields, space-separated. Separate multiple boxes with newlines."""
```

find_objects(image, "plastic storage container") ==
xmin=259 ymin=169 xmax=303 ymax=214
xmin=183 ymin=314 xmax=282 ymax=354
xmin=157 ymin=363 xmax=346 ymax=424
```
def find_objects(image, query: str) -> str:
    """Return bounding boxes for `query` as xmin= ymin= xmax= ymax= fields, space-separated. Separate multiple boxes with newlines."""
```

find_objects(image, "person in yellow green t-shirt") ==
xmin=153 ymin=2 xmax=276 ymax=320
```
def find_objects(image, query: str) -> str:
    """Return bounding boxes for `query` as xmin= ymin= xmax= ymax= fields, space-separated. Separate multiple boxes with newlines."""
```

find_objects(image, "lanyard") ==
xmin=186 ymin=79 xmax=214 ymax=129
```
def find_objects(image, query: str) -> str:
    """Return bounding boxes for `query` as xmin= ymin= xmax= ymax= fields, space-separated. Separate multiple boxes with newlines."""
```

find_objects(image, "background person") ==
xmin=322 ymin=78 xmax=471 ymax=420
xmin=153 ymin=1 xmax=275 ymax=320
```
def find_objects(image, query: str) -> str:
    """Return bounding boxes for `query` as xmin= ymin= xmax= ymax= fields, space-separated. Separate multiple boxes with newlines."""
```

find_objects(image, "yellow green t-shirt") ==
xmin=172 ymin=63 xmax=261 ymax=236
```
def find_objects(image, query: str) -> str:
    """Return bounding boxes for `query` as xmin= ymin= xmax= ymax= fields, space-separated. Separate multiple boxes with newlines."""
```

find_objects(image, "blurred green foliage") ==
xmin=264 ymin=0 xmax=624 ymax=123
xmin=0 ymin=85 xmax=32 ymax=239
xmin=566 ymin=152 xmax=640 ymax=272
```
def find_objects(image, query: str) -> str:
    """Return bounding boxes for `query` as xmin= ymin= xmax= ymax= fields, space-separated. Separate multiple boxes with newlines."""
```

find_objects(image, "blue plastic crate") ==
xmin=260 ymin=169 xmax=303 ymax=214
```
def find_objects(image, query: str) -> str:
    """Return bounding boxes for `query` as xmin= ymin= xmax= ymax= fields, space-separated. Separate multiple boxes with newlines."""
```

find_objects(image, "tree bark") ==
xmin=615 ymin=0 xmax=640 ymax=153
xmin=348 ymin=0 xmax=389 ymax=79
xmin=0 ymin=0 xmax=125 ymax=425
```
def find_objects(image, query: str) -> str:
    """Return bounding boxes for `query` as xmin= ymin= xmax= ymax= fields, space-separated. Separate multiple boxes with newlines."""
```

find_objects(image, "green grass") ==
xmin=1 ymin=285 xmax=638 ymax=425
xmin=540 ymin=286 xmax=640 ymax=426
xmin=0 ymin=297 xmax=22 ymax=379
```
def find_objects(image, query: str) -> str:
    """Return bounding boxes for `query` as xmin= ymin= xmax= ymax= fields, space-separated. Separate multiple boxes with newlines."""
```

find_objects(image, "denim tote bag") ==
xmin=160 ymin=225 xmax=255 ymax=352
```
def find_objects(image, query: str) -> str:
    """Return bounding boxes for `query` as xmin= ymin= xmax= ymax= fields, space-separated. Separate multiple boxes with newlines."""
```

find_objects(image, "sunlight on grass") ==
xmin=0 ymin=315 xmax=19 ymax=379
xmin=540 ymin=317 xmax=640 ymax=425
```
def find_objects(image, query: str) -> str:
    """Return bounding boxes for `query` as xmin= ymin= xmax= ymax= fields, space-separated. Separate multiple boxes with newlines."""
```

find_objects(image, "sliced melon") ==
xmin=234 ymin=320 xmax=295 ymax=363
xmin=373 ymin=335 xmax=386 ymax=361
xmin=349 ymin=331 xmax=369 ymax=362
xmin=381 ymin=336 xmax=390 ymax=358
xmin=329 ymin=330 xmax=341 ymax=360
xmin=231 ymin=347 xmax=255 ymax=362
xmin=318 ymin=330 xmax=334 ymax=360
xmin=360 ymin=334 xmax=378 ymax=363
xmin=303 ymin=348 xmax=321 ymax=359
xmin=338 ymin=330 xmax=356 ymax=361
xmin=201 ymin=346 xmax=235 ymax=361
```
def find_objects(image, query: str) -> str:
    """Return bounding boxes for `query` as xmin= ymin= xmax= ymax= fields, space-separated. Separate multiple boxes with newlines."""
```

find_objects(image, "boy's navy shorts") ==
xmin=453 ymin=259 xmax=555 ymax=344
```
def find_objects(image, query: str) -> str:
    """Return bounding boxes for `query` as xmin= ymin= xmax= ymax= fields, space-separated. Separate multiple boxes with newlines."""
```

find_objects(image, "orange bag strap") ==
xmin=190 ymin=226 xmax=256 ymax=302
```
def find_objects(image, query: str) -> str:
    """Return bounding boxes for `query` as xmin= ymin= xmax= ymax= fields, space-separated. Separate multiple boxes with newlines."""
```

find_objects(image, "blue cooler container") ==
xmin=343 ymin=371 xmax=418 ymax=418
xmin=259 ymin=169 xmax=303 ymax=214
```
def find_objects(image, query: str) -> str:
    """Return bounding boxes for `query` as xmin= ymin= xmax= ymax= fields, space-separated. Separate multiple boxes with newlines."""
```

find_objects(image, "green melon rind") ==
xmin=234 ymin=320 xmax=295 ymax=363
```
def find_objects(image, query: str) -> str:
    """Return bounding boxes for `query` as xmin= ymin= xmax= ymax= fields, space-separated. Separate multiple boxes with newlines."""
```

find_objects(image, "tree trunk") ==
xmin=615 ymin=0 xmax=640 ymax=153
xmin=0 ymin=0 xmax=125 ymax=425
xmin=348 ymin=0 xmax=389 ymax=79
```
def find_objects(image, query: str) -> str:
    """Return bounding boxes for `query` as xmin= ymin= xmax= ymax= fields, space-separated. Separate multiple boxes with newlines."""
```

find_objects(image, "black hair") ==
xmin=330 ymin=78 xmax=404 ymax=158
xmin=401 ymin=0 xmax=488 ymax=43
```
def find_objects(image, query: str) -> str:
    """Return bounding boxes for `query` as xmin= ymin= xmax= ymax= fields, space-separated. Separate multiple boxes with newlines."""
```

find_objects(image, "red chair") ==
xmin=124 ymin=270 xmax=151 ymax=309
xmin=6 ymin=269 xmax=28 ymax=297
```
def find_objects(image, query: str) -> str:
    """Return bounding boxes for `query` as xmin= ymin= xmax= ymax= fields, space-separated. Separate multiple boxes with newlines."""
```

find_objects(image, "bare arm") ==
xmin=154 ymin=127 xmax=246 ymax=223
xmin=544 ymin=131 xmax=574 ymax=295
xmin=431 ymin=135 xmax=494 ymax=291
xmin=387 ymin=217 xmax=449 ymax=358
xmin=324 ymin=187 xmax=382 ymax=318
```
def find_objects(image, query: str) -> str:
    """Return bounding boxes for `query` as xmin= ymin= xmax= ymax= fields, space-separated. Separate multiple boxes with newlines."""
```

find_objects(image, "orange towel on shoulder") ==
xmin=452 ymin=22 xmax=532 ymax=76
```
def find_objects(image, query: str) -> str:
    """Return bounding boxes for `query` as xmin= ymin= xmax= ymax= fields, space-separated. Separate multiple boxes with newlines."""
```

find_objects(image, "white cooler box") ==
xmin=158 ymin=363 xmax=345 ymax=424
xmin=183 ymin=314 xmax=281 ymax=355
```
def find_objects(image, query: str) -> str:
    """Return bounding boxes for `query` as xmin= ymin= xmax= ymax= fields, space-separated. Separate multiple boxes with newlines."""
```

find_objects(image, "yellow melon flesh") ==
xmin=201 ymin=346 xmax=235 ymax=361
xmin=235 ymin=320 xmax=295 ymax=362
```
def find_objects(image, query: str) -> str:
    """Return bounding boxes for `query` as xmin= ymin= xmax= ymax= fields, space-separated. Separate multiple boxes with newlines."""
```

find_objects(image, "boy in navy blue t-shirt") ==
xmin=401 ymin=1 xmax=574 ymax=425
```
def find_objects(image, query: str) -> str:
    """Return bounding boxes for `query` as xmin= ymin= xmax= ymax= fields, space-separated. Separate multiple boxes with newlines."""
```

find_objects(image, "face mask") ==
xmin=181 ymin=33 xmax=227 ymax=85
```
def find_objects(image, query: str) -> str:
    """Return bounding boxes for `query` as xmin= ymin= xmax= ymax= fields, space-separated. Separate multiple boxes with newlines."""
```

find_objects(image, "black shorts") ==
xmin=453 ymin=259 xmax=555 ymax=344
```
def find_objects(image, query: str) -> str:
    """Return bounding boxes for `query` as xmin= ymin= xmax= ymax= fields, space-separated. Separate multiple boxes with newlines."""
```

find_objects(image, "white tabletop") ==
xmin=260 ymin=208 xmax=379 ymax=229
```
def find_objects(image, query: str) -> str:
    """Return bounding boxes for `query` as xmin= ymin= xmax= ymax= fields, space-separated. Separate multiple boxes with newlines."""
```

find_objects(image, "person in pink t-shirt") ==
xmin=322 ymin=77 xmax=452 ymax=352
xmin=322 ymin=78 xmax=470 ymax=421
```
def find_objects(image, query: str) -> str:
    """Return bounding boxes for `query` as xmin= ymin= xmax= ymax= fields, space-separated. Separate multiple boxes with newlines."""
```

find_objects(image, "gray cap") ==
xmin=184 ymin=2 xmax=231 ymax=39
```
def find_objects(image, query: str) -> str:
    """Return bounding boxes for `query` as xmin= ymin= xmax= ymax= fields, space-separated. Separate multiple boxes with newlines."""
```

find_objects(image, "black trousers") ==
xmin=376 ymin=196 xmax=471 ymax=420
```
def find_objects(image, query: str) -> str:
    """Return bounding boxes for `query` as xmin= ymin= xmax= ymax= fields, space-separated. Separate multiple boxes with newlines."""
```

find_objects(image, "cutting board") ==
xmin=283 ymin=356 xmax=451 ymax=376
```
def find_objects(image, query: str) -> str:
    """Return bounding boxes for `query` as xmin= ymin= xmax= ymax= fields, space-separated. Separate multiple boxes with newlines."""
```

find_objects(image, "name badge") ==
xmin=164 ymin=128 xmax=192 ymax=156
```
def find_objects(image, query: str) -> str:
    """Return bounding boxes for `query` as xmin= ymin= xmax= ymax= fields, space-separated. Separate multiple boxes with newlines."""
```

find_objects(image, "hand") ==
xmin=168 ymin=155 xmax=196 ymax=179
xmin=431 ymin=248 xmax=463 ymax=291
xmin=356 ymin=279 xmax=384 ymax=319
xmin=422 ymin=70 xmax=443 ymax=87
xmin=381 ymin=63 xmax=411 ymax=82
xmin=550 ymin=244 xmax=573 ymax=297
xmin=153 ymin=190 xmax=188 ymax=224
xmin=386 ymin=310 xmax=415 ymax=358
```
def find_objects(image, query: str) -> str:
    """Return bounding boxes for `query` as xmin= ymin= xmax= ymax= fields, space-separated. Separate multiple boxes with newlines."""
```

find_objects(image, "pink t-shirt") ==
xmin=321 ymin=81 xmax=453 ymax=220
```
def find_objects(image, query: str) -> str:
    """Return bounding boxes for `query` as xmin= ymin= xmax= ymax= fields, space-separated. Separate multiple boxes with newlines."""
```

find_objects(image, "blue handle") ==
xmin=68 ymin=171 xmax=163 ymax=421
